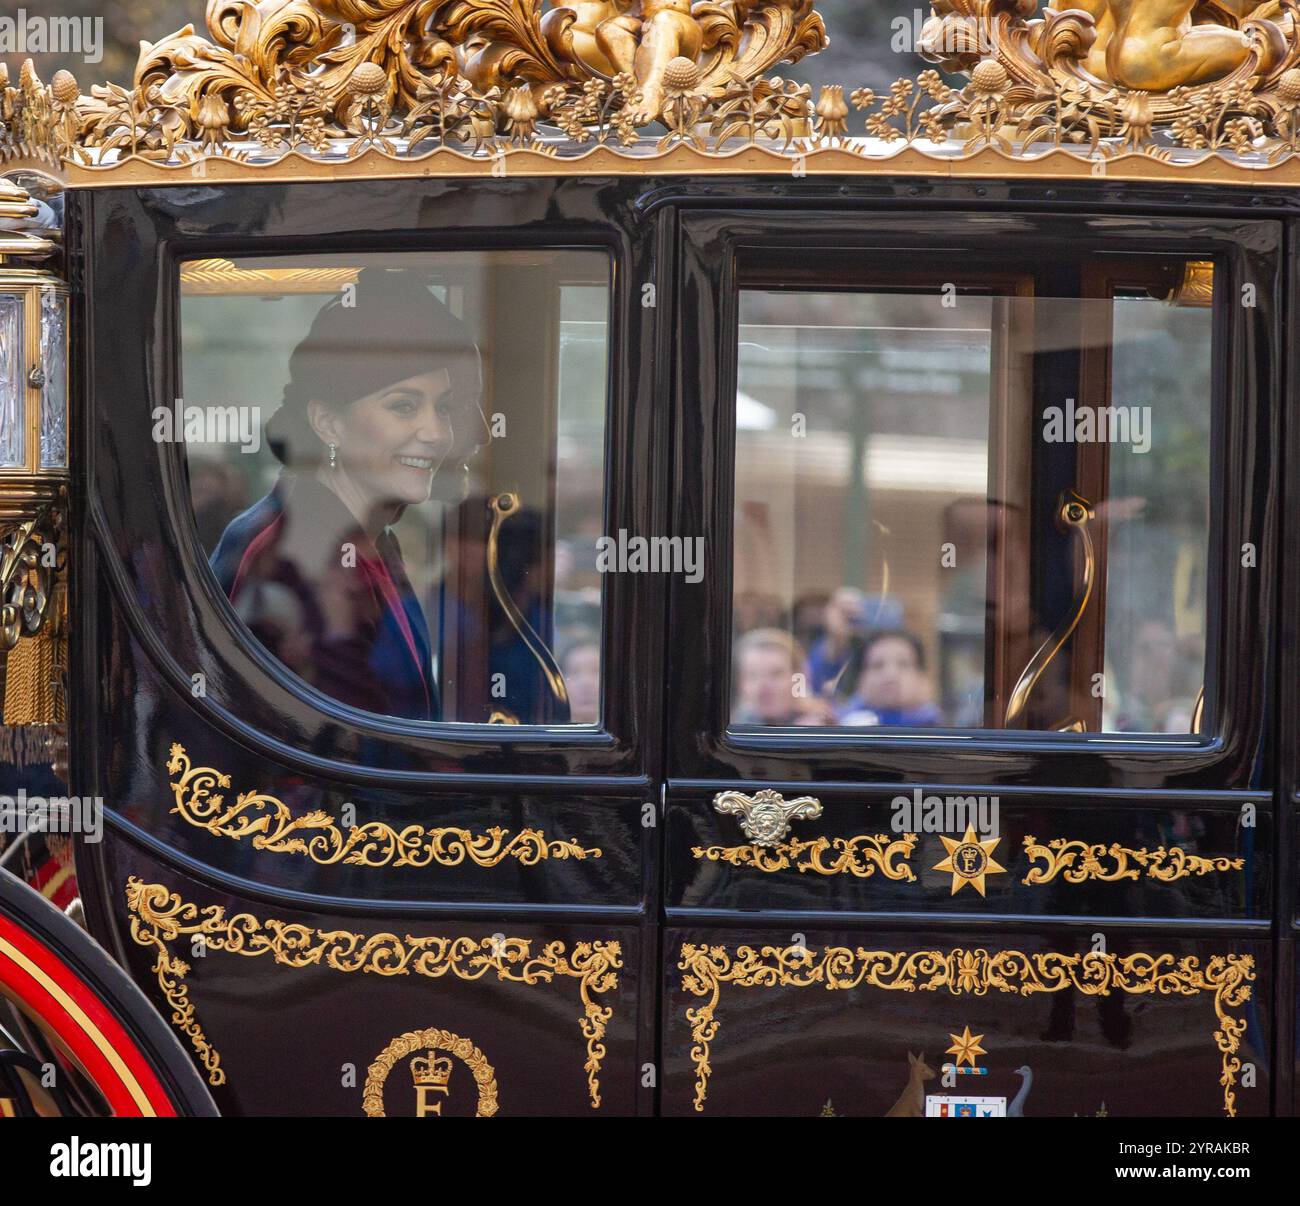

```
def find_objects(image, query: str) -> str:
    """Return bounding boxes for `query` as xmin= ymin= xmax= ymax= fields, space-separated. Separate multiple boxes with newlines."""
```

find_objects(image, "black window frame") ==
xmin=668 ymin=207 xmax=1279 ymax=791
xmin=80 ymin=178 xmax=665 ymax=783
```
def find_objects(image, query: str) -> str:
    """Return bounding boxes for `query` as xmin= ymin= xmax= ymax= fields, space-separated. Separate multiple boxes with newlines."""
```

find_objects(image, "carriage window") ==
xmin=179 ymin=251 xmax=608 ymax=726
xmin=731 ymin=263 xmax=1214 ymax=735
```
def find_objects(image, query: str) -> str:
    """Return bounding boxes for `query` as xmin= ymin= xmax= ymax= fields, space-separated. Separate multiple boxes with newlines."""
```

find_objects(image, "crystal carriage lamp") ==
xmin=0 ymin=173 xmax=68 ymax=726
xmin=0 ymin=175 xmax=66 ymax=476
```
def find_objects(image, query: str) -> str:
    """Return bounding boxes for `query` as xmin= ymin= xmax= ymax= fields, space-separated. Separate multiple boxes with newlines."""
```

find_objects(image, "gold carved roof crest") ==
xmin=6 ymin=1 xmax=1300 ymax=187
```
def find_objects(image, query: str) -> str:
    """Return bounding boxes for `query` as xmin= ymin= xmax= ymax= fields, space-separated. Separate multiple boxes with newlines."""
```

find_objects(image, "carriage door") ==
xmin=662 ymin=205 xmax=1278 ymax=1117
xmin=71 ymin=178 xmax=663 ymax=1116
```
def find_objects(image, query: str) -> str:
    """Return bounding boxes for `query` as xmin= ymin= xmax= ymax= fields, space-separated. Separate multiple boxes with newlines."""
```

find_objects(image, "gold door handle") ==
xmin=713 ymin=789 xmax=823 ymax=847
xmin=1005 ymin=490 xmax=1095 ymax=730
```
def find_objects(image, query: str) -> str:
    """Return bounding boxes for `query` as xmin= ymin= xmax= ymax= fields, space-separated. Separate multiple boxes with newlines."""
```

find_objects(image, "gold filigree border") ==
xmin=14 ymin=2 xmax=1300 ymax=185
xmin=124 ymin=878 xmax=621 ymax=1108
xmin=363 ymin=1027 xmax=498 ymax=1117
xmin=690 ymin=828 xmax=1239 ymax=885
xmin=692 ymin=833 xmax=916 ymax=879
xmin=1023 ymin=837 xmax=1245 ymax=884
xmin=34 ymin=139 xmax=1300 ymax=190
xmin=678 ymin=943 xmax=1255 ymax=1117
xmin=166 ymin=743 xmax=601 ymax=869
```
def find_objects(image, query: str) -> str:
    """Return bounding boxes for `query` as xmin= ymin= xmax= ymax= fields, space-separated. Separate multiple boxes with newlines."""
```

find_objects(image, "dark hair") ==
xmin=266 ymin=266 xmax=486 ymax=470
xmin=845 ymin=629 xmax=927 ymax=685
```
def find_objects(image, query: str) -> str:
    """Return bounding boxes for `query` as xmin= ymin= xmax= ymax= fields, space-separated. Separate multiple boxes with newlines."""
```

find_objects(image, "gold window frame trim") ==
xmin=678 ymin=942 xmax=1255 ymax=1117
xmin=24 ymin=138 xmax=1300 ymax=192
xmin=166 ymin=743 xmax=603 ymax=869
xmin=124 ymin=877 xmax=622 ymax=1109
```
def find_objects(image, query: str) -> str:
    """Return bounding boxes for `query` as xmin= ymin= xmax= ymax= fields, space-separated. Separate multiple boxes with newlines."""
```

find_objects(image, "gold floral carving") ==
xmin=1022 ymin=836 xmax=1245 ymax=884
xmin=125 ymin=878 xmax=621 ymax=1107
xmin=692 ymin=832 xmax=917 ymax=879
xmin=363 ymin=1027 xmax=499 ymax=1116
xmin=679 ymin=943 xmax=1255 ymax=1117
xmin=166 ymin=743 xmax=601 ymax=868
xmin=12 ymin=2 xmax=1300 ymax=184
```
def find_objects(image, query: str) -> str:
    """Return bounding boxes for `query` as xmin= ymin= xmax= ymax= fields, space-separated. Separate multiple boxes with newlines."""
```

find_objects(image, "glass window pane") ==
xmin=730 ymin=268 xmax=1214 ymax=737
xmin=1101 ymin=293 xmax=1211 ymax=733
xmin=179 ymin=251 xmax=609 ymax=727
xmin=0 ymin=293 xmax=25 ymax=468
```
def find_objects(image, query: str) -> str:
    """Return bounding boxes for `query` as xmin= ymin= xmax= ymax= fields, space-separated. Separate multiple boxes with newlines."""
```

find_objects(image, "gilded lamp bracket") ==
xmin=0 ymin=173 xmax=69 ymax=726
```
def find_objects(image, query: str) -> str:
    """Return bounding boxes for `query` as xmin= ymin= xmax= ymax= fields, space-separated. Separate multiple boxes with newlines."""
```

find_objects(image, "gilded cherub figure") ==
xmin=1049 ymin=0 xmax=1289 ymax=90
xmin=562 ymin=0 xmax=640 ymax=77
xmin=594 ymin=0 xmax=705 ymax=121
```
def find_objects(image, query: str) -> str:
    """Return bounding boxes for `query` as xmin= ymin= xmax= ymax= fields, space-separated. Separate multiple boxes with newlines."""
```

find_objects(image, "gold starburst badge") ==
xmin=934 ymin=826 xmax=1005 ymax=896
xmin=946 ymin=1025 xmax=987 ymax=1069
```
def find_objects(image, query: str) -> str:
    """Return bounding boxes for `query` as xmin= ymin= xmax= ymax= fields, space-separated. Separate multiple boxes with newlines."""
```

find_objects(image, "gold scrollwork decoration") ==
xmin=1023 ymin=836 xmax=1245 ymax=884
xmin=363 ymin=1027 xmax=499 ymax=1117
xmin=16 ymin=1 xmax=1300 ymax=184
xmin=124 ymin=878 xmax=621 ymax=1107
xmin=0 ymin=491 xmax=68 ymax=725
xmin=692 ymin=832 xmax=917 ymax=880
xmin=0 ymin=493 xmax=65 ymax=651
xmin=679 ymin=942 xmax=1255 ymax=1117
xmin=166 ymin=743 xmax=602 ymax=868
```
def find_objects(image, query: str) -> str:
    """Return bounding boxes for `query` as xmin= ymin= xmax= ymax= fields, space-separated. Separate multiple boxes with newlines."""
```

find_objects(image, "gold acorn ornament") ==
xmin=956 ymin=58 xmax=1014 ymax=151
xmin=1272 ymin=67 xmax=1300 ymax=155
xmin=969 ymin=58 xmax=1009 ymax=97
xmin=1278 ymin=67 xmax=1300 ymax=105
xmin=345 ymin=61 xmax=398 ymax=153
xmin=48 ymin=70 xmax=82 ymax=161
xmin=349 ymin=62 xmax=388 ymax=100
xmin=657 ymin=57 xmax=707 ymax=151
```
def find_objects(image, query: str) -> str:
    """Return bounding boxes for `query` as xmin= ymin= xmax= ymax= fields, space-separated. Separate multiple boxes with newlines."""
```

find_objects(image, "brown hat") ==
xmin=266 ymin=266 xmax=486 ymax=469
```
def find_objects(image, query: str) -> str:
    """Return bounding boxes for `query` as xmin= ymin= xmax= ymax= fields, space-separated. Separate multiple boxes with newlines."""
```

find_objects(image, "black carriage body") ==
xmin=66 ymin=174 xmax=1299 ymax=1117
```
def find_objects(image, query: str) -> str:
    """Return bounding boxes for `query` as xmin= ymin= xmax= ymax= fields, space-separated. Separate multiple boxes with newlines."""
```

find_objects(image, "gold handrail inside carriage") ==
xmin=1005 ymin=490 xmax=1096 ymax=733
xmin=485 ymin=490 xmax=569 ymax=725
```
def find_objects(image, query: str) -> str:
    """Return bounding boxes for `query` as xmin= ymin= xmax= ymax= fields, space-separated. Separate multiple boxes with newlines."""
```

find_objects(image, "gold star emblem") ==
xmin=946 ymin=1025 xmax=987 ymax=1069
xmin=934 ymin=825 xmax=1005 ymax=896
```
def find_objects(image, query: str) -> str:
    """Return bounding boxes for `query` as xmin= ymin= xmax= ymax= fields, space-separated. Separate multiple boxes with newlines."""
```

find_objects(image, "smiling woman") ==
xmin=181 ymin=252 xmax=611 ymax=726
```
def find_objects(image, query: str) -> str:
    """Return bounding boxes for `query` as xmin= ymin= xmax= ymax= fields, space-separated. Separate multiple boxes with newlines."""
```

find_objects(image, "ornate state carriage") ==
xmin=0 ymin=0 xmax=1295 ymax=1118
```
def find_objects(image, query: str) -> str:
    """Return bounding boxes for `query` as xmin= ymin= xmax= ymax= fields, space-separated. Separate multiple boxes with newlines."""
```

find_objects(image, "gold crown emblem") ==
xmin=410 ymin=1052 xmax=454 ymax=1089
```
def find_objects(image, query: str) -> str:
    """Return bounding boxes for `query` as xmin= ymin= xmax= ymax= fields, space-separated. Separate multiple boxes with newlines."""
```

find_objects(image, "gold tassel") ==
xmin=2 ymin=579 xmax=65 ymax=725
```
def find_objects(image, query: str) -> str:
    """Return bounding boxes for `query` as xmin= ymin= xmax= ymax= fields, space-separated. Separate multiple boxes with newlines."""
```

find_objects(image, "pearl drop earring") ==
xmin=328 ymin=442 xmax=337 ymax=470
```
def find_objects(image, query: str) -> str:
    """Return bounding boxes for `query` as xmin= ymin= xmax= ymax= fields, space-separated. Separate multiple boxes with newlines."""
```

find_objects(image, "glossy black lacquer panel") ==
xmin=663 ymin=925 xmax=1271 ymax=1118
xmin=667 ymin=209 xmax=1280 ymax=791
xmin=668 ymin=786 xmax=1270 ymax=922
xmin=99 ymin=841 xmax=645 ymax=1116
xmin=100 ymin=623 xmax=647 ymax=909
xmin=70 ymin=177 xmax=667 ymax=1114
xmin=1277 ymin=206 xmax=1300 ymax=1116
